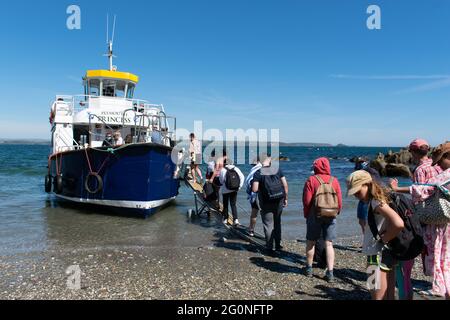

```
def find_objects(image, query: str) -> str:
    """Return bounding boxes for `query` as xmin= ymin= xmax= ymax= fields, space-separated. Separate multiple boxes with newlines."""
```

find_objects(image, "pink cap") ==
xmin=409 ymin=138 xmax=429 ymax=151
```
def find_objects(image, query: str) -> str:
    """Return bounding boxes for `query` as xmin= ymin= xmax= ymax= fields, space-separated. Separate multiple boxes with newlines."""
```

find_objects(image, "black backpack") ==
xmin=203 ymin=181 xmax=217 ymax=201
xmin=261 ymin=173 xmax=285 ymax=201
xmin=225 ymin=167 xmax=241 ymax=191
xmin=368 ymin=192 xmax=424 ymax=261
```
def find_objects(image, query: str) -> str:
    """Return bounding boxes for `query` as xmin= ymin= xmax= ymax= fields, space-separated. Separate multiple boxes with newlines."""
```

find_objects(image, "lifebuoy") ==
xmin=45 ymin=175 xmax=52 ymax=193
xmin=85 ymin=173 xmax=103 ymax=194
xmin=54 ymin=175 xmax=63 ymax=194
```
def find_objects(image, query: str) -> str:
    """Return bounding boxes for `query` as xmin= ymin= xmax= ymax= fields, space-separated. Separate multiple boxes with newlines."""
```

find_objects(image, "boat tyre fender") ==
xmin=45 ymin=175 xmax=52 ymax=193
xmin=85 ymin=173 xmax=103 ymax=194
xmin=54 ymin=175 xmax=63 ymax=194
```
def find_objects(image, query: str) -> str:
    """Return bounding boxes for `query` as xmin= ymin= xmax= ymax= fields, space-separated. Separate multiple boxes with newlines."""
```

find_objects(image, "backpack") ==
xmin=368 ymin=192 xmax=424 ymax=261
xmin=261 ymin=173 xmax=285 ymax=201
xmin=314 ymin=176 xmax=340 ymax=218
xmin=203 ymin=181 xmax=217 ymax=201
xmin=225 ymin=167 xmax=241 ymax=191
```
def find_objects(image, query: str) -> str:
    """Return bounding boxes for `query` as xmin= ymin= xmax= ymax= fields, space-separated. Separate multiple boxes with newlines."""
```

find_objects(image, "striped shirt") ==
xmin=411 ymin=158 xmax=443 ymax=203
xmin=414 ymin=158 xmax=442 ymax=183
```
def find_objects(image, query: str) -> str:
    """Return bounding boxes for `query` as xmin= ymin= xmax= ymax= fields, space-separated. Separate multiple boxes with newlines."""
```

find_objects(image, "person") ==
xmin=206 ymin=149 xmax=217 ymax=181
xmin=189 ymin=133 xmax=203 ymax=184
xmin=102 ymin=132 xmax=114 ymax=147
xmin=347 ymin=170 xmax=405 ymax=300
xmin=302 ymin=157 xmax=342 ymax=283
xmin=207 ymin=149 xmax=227 ymax=207
xmin=389 ymin=139 xmax=443 ymax=299
xmin=124 ymin=134 xmax=133 ymax=144
xmin=244 ymin=157 xmax=262 ymax=237
xmin=151 ymin=125 xmax=163 ymax=144
xmin=203 ymin=149 xmax=219 ymax=204
xmin=252 ymin=153 xmax=288 ymax=252
xmin=393 ymin=142 xmax=450 ymax=299
xmin=113 ymin=131 xmax=123 ymax=146
xmin=354 ymin=159 xmax=383 ymax=240
xmin=219 ymin=158 xmax=245 ymax=226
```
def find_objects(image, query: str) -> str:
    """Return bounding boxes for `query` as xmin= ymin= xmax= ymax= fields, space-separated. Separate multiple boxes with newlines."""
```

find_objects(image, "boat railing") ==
xmin=55 ymin=95 xmax=165 ymax=115
xmin=54 ymin=127 xmax=81 ymax=153
xmin=121 ymin=109 xmax=177 ymax=146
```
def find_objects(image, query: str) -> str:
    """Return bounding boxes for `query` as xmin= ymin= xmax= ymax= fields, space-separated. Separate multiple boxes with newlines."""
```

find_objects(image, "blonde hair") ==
xmin=368 ymin=180 xmax=391 ymax=204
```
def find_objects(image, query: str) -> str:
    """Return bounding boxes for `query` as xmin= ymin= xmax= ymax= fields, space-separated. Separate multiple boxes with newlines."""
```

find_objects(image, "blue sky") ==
xmin=0 ymin=0 xmax=449 ymax=146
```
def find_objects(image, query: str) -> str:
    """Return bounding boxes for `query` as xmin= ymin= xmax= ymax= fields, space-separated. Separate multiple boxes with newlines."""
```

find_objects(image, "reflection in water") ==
xmin=41 ymin=194 xmax=220 ymax=253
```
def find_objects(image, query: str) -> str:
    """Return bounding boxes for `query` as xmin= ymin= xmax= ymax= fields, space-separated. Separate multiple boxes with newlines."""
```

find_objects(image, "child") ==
xmin=347 ymin=170 xmax=405 ymax=300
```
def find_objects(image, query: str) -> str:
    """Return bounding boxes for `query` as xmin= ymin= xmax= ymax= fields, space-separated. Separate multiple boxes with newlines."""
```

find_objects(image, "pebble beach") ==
xmin=0 ymin=219 xmax=435 ymax=300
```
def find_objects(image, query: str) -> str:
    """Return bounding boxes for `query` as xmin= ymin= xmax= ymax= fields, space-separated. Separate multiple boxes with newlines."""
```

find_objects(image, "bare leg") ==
xmin=358 ymin=219 xmax=366 ymax=234
xmin=358 ymin=219 xmax=366 ymax=248
xmin=306 ymin=240 xmax=316 ymax=267
xmin=325 ymin=241 xmax=335 ymax=272
xmin=386 ymin=269 xmax=396 ymax=300
xmin=190 ymin=164 xmax=195 ymax=182
xmin=371 ymin=270 xmax=388 ymax=300
xmin=195 ymin=165 xmax=203 ymax=181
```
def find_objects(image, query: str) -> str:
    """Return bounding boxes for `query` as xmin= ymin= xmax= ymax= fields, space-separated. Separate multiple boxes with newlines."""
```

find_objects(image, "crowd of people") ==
xmin=187 ymin=134 xmax=450 ymax=300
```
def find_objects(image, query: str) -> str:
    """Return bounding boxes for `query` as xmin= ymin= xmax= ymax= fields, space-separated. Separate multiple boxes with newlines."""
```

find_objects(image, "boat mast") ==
xmin=105 ymin=14 xmax=117 ymax=71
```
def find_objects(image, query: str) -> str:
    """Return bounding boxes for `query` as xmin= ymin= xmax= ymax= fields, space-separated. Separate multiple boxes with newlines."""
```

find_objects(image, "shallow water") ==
xmin=0 ymin=144 xmax=409 ymax=257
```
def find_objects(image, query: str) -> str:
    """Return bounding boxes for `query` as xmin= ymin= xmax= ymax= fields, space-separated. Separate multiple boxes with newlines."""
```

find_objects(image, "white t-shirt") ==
xmin=362 ymin=199 xmax=387 ymax=256
xmin=189 ymin=139 xmax=202 ymax=154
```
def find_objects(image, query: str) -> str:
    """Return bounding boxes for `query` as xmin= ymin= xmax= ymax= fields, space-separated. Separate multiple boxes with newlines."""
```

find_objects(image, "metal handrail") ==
xmin=55 ymin=94 xmax=165 ymax=114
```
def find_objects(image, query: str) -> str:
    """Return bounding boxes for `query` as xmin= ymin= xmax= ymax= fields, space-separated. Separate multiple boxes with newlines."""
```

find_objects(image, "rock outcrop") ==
xmin=363 ymin=149 xmax=414 ymax=178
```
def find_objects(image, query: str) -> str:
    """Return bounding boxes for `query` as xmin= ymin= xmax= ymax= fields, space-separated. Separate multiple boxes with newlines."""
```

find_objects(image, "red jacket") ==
xmin=302 ymin=157 xmax=343 ymax=218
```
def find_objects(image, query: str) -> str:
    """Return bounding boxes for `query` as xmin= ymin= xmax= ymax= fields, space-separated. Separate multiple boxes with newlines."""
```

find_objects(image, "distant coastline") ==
xmin=0 ymin=139 xmax=50 ymax=145
xmin=0 ymin=138 xmax=398 ymax=148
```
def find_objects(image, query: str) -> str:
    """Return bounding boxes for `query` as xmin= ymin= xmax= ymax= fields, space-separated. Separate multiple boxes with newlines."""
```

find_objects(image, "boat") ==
xmin=45 ymin=31 xmax=182 ymax=217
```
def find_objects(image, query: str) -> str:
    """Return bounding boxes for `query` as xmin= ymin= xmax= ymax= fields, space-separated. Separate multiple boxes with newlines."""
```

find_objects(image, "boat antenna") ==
xmin=104 ymin=14 xmax=117 ymax=71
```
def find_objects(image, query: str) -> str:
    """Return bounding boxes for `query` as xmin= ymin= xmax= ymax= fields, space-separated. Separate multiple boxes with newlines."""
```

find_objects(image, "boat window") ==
xmin=103 ymin=79 xmax=116 ymax=97
xmin=88 ymin=79 xmax=100 ymax=96
xmin=127 ymin=83 xmax=135 ymax=99
xmin=115 ymin=81 xmax=126 ymax=98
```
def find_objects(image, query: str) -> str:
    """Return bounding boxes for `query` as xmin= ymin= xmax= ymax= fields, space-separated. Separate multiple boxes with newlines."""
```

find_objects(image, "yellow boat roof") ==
xmin=86 ymin=70 xmax=139 ymax=83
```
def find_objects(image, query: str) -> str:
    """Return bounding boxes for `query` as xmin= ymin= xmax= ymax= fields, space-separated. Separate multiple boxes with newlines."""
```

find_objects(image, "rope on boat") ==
xmin=83 ymin=148 xmax=112 ymax=194
xmin=83 ymin=148 xmax=110 ymax=175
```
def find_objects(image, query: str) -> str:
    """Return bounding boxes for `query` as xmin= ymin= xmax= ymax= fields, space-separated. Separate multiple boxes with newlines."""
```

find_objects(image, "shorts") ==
xmin=306 ymin=213 xmax=336 ymax=242
xmin=367 ymin=249 xmax=398 ymax=272
xmin=191 ymin=153 xmax=202 ymax=165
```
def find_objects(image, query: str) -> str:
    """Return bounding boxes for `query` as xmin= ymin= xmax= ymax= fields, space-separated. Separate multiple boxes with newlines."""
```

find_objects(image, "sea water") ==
xmin=0 ymin=144 xmax=408 ymax=257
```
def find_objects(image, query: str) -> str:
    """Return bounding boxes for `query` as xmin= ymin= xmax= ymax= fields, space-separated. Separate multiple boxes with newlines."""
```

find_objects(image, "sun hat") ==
xmin=346 ymin=170 xmax=373 ymax=196
xmin=408 ymin=138 xmax=430 ymax=152
xmin=432 ymin=142 xmax=450 ymax=166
